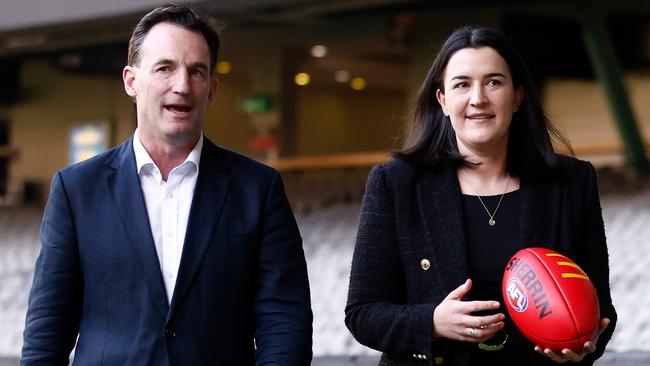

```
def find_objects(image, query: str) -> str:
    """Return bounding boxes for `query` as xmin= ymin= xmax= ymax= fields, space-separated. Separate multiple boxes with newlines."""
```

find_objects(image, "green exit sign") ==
xmin=241 ymin=95 xmax=272 ymax=113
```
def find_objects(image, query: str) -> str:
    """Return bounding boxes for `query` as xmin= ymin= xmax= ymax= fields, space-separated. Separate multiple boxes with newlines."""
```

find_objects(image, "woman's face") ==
xmin=436 ymin=47 xmax=523 ymax=156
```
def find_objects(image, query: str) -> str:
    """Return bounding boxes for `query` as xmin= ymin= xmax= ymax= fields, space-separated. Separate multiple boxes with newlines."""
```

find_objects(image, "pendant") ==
xmin=489 ymin=219 xmax=496 ymax=226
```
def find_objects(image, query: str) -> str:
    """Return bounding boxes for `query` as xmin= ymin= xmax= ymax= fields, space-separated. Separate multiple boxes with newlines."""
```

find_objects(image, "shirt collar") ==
xmin=133 ymin=129 xmax=203 ymax=176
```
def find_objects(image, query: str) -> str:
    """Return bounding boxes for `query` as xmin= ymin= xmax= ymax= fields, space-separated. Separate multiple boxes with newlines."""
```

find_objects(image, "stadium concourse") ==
xmin=0 ymin=169 xmax=649 ymax=366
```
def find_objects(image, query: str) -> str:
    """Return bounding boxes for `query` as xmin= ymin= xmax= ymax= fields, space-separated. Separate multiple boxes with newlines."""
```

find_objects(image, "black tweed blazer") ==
xmin=345 ymin=156 xmax=617 ymax=366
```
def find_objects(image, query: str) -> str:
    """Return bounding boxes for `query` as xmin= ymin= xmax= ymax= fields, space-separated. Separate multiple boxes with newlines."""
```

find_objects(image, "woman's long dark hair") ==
xmin=394 ymin=26 xmax=571 ymax=177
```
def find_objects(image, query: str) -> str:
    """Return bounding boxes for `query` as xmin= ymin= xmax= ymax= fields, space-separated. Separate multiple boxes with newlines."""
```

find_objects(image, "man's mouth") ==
xmin=165 ymin=104 xmax=192 ymax=113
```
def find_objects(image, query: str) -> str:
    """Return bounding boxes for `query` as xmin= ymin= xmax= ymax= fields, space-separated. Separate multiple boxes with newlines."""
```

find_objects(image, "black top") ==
xmin=463 ymin=190 xmax=521 ymax=304
xmin=463 ymin=190 xmax=534 ymax=363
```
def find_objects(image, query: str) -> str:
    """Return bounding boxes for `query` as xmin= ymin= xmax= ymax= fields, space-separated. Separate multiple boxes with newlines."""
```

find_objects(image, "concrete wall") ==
xmin=295 ymin=87 xmax=406 ymax=155
xmin=6 ymin=58 xmax=650 ymax=197
xmin=544 ymin=75 xmax=650 ymax=159
xmin=7 ymin=59 xmax=253 ymax=189
xmin=9 ymin=59 xmax=132 ymax=185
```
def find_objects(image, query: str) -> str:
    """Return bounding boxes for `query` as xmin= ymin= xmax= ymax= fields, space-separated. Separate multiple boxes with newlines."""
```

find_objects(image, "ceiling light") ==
xmin=310 ymin=45 xmax=328 ymax=58
xmin=294 ymin=72 xmax=311 ymax=86
xmin=334 ymin=70 xmax=350 ymax=83
xmin=4 ymin=34 xmax=47 ymax=49
xmin=350 ymin=77 xmax=366 ymax=90
xmin=217 ymin=61 xmax=231 ymax=74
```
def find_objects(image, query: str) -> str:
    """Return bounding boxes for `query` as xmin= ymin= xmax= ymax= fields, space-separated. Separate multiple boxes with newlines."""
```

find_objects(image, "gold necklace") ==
xmin=463 ymin=172 xmax=511 ymax=227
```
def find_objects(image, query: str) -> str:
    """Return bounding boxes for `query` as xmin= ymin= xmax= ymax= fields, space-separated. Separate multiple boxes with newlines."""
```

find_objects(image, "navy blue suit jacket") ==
xmin=22 ymin=137 xmax=312 ymax=365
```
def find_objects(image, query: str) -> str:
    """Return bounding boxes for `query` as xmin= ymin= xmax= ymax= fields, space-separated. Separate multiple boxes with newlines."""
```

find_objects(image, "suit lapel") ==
xmin=519 ymin=173 xmax=562 ymax=251
xmin=106 ymin=140 xmax=168 ymax=316
xmin=168 ymin=140 xmax=230 ymax=318
xmin=416 ymin=161 xmax=468 ymax=294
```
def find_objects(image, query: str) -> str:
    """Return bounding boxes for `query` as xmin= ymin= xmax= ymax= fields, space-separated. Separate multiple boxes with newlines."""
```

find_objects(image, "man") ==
xmin=21 ymin=4 xmax=312 ymax=365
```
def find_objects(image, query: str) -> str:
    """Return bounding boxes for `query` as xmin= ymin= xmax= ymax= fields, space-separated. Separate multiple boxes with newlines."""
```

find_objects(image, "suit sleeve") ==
xmin=345 ymin=165 xmax=444 ymax=361
xmin=578 ymin=163 xmax=617 ymax=363
xmin=254 ymin=171 xmax=313 ymax=366
xmin=21 ymin=172 xmax=83 ymax=365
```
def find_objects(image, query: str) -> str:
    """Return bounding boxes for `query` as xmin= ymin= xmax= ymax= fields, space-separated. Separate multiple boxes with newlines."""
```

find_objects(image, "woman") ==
xmin=345 ymin=26 xmax=616 ymax=365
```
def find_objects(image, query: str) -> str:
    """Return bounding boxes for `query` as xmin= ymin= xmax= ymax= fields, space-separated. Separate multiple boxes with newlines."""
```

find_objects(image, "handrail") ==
xmin=0 ymin=146 xmax=16 ymax=158
xmin=264 ymin=141 xmax=649 ymax=172
xmin=264 ymin=151 xmax=390 ymax=172
xmin=556 ymin=141 xmax=649 ymax=156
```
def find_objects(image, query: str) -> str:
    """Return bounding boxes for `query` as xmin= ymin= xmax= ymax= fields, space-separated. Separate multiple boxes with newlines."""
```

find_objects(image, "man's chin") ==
xmin=161 ymin=128 xmax=200 ymax=144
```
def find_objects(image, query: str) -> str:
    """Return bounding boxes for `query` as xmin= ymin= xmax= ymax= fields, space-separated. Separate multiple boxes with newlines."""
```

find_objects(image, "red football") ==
xmin=502 ymin=247 xmax=600 ymax=351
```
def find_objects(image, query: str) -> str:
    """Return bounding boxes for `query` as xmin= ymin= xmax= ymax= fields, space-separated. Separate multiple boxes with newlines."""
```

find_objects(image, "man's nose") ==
xmin=172 ymin=70 xmax=190 ymax=95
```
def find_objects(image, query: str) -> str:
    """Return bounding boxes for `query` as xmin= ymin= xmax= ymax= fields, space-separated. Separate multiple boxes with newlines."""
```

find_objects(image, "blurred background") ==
xmin=1 ymin=0 xmax=649 ymax=365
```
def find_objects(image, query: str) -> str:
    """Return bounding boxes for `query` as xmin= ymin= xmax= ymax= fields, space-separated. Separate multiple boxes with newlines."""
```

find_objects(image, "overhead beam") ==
xmin=578 ymin=10 xmax=650 ymax=176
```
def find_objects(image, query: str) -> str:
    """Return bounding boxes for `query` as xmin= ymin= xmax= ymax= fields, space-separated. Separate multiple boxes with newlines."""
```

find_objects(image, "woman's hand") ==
xmin=432 ymin=279 xmax=505 ymax=343
xmin=534 ymin=318 xmax=610 ymax=363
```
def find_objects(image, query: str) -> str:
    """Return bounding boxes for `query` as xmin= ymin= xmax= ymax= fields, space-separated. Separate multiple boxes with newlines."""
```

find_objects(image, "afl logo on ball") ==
xmin=506 ymin=278 xmax=528 ymax=312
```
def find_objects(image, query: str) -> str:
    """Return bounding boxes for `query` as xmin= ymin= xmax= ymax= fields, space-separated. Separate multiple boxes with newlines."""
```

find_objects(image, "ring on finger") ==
xmin=469 ymin=328 xmax=477 ymax=337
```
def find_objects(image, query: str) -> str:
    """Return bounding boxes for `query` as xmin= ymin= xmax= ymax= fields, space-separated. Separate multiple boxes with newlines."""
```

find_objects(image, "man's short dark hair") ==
xmin=128 ymin=3 xmax=221 ymax=73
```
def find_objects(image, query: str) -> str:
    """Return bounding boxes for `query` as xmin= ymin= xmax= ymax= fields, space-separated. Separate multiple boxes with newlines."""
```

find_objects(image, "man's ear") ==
xmin=123 ymin=66 xmax=137 ymax=98
xmin=207 ymin=76 xmax=218 ymax=105
xmin=436 ymin=89 xmax=449 ymax=117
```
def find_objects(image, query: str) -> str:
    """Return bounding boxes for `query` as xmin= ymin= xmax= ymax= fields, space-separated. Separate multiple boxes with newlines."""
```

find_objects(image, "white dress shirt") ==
xmin=133 ymin=130 xmax=202 ymax=303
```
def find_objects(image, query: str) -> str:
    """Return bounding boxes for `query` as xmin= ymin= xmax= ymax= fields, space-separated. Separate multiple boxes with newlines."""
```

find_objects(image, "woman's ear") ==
xmin=513 ymin=85 xmax=524 ymax=112
xmin=436 ymin=89 xmax=449 ymax=117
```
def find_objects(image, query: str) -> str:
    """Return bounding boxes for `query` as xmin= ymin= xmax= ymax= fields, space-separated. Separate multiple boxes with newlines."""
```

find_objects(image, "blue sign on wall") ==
xmin=69 ymin=123 xmax=108 ymax=165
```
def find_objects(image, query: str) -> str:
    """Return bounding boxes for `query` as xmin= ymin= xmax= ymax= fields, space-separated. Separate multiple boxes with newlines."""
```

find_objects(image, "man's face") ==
xmin=123 ymin=22 xmax=217 ymax=147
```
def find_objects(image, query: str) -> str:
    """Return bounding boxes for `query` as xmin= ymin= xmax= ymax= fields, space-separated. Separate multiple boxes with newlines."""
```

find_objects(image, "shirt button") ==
xmin=420 ymin=259 xmax=431 ymax=271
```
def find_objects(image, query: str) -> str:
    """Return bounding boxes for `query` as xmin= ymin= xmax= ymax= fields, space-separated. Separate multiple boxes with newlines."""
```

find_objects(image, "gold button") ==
xmin=420 ymin=259 xmax=431 ymax=271
xmin=435 ymin=356 xmax=444 ymax=365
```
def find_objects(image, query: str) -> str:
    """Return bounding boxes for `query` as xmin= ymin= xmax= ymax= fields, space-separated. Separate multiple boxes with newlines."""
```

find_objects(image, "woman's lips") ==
xmin=466 ymin=113 xmax=495 ymax=120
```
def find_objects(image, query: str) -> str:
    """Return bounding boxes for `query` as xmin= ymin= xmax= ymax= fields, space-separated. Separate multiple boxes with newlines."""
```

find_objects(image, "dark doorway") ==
xmin=0 ymin=119 xmax=8 ymax=197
